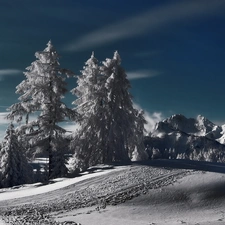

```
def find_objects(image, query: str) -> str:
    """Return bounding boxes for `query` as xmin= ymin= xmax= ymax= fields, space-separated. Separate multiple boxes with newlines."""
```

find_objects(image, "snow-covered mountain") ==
xmin=153 ymin=114 xmax=222 ymax=139
xmin=150 ymin=114 xmax=225 ymax=142
xmin=145 ymin=114 xmax=225 ymax=160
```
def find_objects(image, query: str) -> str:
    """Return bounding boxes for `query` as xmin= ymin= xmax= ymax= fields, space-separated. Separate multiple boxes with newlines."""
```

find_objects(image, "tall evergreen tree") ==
xmin=131 ymin=110 xmax=148 ymax=160
xmin=71 ymin=52 xmax=101 ymax=120
xmin=0 ymin=123 xmax=33 ymax=188
xmin=101 ymin=51 xmax=147 ymax=162
xmin=7 ymin=41 xmax=75 ymax=179
xmin=71 ymin=51 xmax=147 ymax=170
xmin=71 ymin=52 xmax=107 ymax=170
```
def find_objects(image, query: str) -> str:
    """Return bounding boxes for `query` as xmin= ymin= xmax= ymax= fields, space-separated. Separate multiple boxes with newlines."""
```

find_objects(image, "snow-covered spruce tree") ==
xmin=72 ymin=52 xmax=100 ymax=120
xmin=0 ymin=123 xmax=33 ymax=188
xmin=131 ymin=110 xmax=148 ymax=161
xmin=7 ymin=41 xmax=75 ymax=179
xmin=100 ymin=51 xmax=147 ymax=163
xmin=70 ymin=52 xmax=107 ymax=170
xmin=71 ymin=51 xmax=147 ymax=170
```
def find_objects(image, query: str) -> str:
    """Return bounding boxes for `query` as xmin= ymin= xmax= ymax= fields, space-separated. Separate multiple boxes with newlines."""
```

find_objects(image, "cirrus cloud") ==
xmin=0 ymin=112 xmax=9 ymax=125
xmin=127 ymin=70 xmax=161 ymax=80
xmin=63 ymin=0 xmax=225 ymax=52
xmin=0 ymin=69 xmax=21 ymax=81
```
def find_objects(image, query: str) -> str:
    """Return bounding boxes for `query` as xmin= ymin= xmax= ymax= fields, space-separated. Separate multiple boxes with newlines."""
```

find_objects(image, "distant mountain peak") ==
xmin=164 ymin=114 xmax=186 ymax=122
xmin=197 ymin=114 xmax=205 ymax=120
xmin=152 ymin=114 xmax=223 ymax=141
xmin=145 ymin=114 xmax=225 ymax=162
xmin=196 ymin=114 xmax=212 ymax=125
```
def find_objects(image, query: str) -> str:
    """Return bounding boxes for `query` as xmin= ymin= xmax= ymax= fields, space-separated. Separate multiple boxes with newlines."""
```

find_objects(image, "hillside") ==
xmin=1 ymin=161 xmax=225 ymax=224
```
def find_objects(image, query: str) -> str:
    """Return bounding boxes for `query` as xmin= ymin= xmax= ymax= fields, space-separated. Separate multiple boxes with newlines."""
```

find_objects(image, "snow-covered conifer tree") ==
xmin=7 ymin=41 xmax=75 ymax=179
xmin=71 ymin=52 xmax=102 ymax=119
xmin=130 ymin=110 xmax=148 ymax=161
xmin=101 ymin=51 xmax=147 ymax=163
xmin=71 ymin=51 xmax=146 ymax=170
xmin=0 ymin=123 xmax=33 ymax=188
xmin=71 ymin=52 xmax=107 ymax=170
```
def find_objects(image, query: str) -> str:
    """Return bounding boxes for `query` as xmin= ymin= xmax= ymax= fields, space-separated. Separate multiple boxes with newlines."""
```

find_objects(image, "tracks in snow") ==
xmin=0 ymin=165 xmax=191 ymax=224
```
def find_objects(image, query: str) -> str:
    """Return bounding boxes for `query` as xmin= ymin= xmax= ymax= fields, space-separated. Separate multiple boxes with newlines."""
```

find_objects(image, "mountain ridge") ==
xmin=145 ymin=114 xmax=225 ymax=162
xmin=151 ymin=114 xmax=225 ymax=143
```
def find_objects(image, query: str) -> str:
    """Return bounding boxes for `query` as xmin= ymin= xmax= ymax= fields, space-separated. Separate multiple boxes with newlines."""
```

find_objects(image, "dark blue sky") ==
xmin=1 ymin=0 xmax=225 ymax=138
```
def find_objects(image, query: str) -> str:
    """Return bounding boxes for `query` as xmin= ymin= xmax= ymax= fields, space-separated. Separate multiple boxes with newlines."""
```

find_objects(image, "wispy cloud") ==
xmin=134 ymin=103 xmax=164 ymax=134
xmin=63 ymin=0 xmax=225 ymax=52
xmin=127 ymin=70 xmax=161 ymax=80
xmin=0 ymin=112 xmax=9 ymax=125
xmin=144 ymin=111 xmax=164 ymax=134
xmin=0 ymin=69 xmax=21 ymax=81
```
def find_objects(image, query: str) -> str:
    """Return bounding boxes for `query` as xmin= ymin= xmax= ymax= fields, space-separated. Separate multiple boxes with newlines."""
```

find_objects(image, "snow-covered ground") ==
xmin=0 ymin=160 xmax=225 ymax=225
xmin=0 ymin=165 xmax=122 ymax=201
xmin=63 ymin=171 xmax=225 ymax=225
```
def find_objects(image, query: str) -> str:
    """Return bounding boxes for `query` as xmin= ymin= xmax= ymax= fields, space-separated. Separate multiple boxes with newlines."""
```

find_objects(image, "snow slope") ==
xmin=1 ymin=160 xmax=225 ymax=225
xmin=0 ymin=166 xmax=123 ymax=201
xmin=63 ymin=171 xmax=225 ymax=225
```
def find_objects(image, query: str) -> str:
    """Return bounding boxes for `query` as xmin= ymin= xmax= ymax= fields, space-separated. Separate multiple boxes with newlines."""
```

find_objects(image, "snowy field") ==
xmin=0 ymin=160 xmax=225 ymax=225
